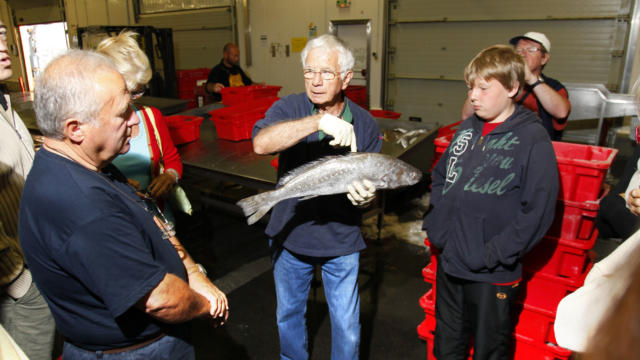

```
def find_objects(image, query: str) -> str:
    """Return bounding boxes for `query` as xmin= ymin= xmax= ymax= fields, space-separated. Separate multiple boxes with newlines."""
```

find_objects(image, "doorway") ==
xmin=18 ymin=21 xmax=69 ymax=91
xmin=329 ymin=19 xmax=371 ymax=100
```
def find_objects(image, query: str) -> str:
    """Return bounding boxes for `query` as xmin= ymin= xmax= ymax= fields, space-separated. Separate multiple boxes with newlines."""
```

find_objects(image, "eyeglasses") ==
xmin=303 ymin=68 xmax=342 ymax=80
xmin=515 ymin=46 xmax=543 ymax=54
xmin=130 ymin=88 xmax=145 ymax=101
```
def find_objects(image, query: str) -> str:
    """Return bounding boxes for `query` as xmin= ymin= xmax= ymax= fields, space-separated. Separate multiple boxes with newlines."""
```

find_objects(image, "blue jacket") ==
xmin=252 ymin=92 xmax=382 ymax=257
xmin=423 ymin=105 xmax=559 ymax=283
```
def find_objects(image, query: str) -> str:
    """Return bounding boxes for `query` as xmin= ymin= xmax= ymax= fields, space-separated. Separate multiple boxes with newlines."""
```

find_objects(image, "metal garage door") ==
xmin=384 ymin=0 xmax=637 ymax=128
xmin=138 ymin=4 xmax=235 ymax=71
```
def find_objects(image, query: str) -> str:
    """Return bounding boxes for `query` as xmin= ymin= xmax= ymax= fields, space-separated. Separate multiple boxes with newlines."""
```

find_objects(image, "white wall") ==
xmin=244 ymin=0 xmax=384 ymax=108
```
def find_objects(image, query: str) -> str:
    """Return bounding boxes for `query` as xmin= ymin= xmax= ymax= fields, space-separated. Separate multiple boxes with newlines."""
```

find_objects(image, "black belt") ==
xmin=103 ymin=333 xmax=165 ymax=354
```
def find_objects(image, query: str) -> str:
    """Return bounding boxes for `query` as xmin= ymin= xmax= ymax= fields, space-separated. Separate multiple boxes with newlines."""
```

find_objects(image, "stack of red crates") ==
xmin=164 ymin=115 xmax=204 ymax=145
xmin=209 ymin=94 xmax=280 ymax=141
xmin=419 ymin=134 xmax=618 ymax=359
xmin=176 ymin=68 xmax=210 ymax=109
xmin=220 ymin=85 xmax=282 ymax=106
xmin=344 ymin=85 xmax=368 ymax=109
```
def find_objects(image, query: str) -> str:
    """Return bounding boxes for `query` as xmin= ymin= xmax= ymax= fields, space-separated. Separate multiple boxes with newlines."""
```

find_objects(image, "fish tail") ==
xmin=236 ymin=192 xmax=275 ymax=225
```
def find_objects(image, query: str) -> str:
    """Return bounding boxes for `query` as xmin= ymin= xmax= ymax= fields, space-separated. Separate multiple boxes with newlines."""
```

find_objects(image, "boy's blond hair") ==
xmin=464 ymin=44 xmax=525 ymax=93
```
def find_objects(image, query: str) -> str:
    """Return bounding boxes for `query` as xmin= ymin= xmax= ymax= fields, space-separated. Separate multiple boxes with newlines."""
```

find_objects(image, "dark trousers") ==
xmin=433 ymin=261 xmax=519 ymax=360
xmin=596 ymin=193 xmax=640 ymax=239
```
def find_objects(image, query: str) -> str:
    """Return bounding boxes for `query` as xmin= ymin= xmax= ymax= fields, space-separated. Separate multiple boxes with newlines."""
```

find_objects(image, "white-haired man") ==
xmin=252 ymin=34 xmax=382 ymax=359
xmin=19 ymin=50 xmax=228 ymax=359
xmin=462 ymin=31 xmax=571 ymax=140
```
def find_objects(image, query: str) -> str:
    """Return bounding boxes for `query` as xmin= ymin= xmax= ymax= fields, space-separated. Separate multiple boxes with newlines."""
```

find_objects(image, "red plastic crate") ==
xmin=553 ymin=141 xmax=617 ymax=202
xmin=417 ymin=313 xmax=435 ymax=341
xmin=177 ymin=68 xmax=209 ymax=93
xmin=547 ymin=197 xmax=600 ymax=244
xmin=424 ymin=238 xmax=438 ymax=269
xmin=176 ymin=68 xmax=209 ymax=81
xmin=422 ymin=238 xmax=438 ymax=286
xmin=165 ymin=115 xmax=203 ymax=145
xmin=523 ymin=236 xmax=594 ymax=281
xmin=512 ymin=333 xmax=572 ymax=360
xmin=431 ymin=136 xmax=452 ymax=171
xmin=370 ymin=109 xmax=401 ymax=119
xmin=436 ymin=121 xmax=462 ymax=138
xmin=209 ymin=97 xmax=279 ymax=141
xmin=514 ymin=302 xmax=560 ymax=345
xmin=178 ymin=88 xmax=195 ymax=100
xmin=419 ymin=288 xmax=436 ymax=313
xmin=518 ymin=267 xmax=589 ymax=313
xmin=221 ymin=85 xmax=282 ymax=106
xmin=422 ymin=266 xmax=436 ymax=286
xmin=344 ymin=85 xmax=367 ymax=109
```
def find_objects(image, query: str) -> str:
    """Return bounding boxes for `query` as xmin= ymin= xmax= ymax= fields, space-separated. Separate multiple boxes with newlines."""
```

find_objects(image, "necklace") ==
xmin=46 ymin=145 xmax=177 ymax=239
xmin=94 ymin=169 xmax=176 ymax=238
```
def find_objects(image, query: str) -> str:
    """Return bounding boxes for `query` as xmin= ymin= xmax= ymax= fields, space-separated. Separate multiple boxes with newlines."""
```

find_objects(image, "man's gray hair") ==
xmin=35 ymin=49 xmax=121 ymax=139
xmin=300 ymin=34 xmax=355 ymax=80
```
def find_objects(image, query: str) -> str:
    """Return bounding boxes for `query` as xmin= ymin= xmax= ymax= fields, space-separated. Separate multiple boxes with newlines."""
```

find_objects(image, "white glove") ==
xmin=318 ymin=113 xmax=357 ymax=152
xmin=347 ymin=179 xmax=376 ymax=207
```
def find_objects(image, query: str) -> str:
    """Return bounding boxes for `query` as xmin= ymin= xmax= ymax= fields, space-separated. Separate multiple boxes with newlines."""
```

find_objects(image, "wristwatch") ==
xmin=165 ymin=168 xmax=180 ymax=183
xmin=530 ymin=76 xmax=544 ymax=89
xmin=195 ymin=263 xmax=208 ymax=276
xmin=189 ymin=263 xmax=208 ymax=276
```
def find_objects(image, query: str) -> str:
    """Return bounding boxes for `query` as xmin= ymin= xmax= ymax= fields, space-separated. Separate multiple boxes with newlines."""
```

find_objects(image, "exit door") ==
xmin=329 ymin=20 xmax=371 ymax=89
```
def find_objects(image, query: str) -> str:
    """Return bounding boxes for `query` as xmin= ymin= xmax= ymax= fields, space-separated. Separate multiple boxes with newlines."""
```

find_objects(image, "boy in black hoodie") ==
xmin=423 ymin=45 xmax=559 ymax=359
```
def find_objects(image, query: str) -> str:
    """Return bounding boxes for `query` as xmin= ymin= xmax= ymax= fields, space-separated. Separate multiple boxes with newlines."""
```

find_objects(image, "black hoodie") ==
xmin=423 ymin=105 xmax=559 ymax=283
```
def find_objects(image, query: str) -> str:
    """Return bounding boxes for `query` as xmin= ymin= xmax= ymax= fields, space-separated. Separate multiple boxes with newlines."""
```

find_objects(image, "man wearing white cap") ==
xmin=462 ymin=31 xmax=571 ymax=141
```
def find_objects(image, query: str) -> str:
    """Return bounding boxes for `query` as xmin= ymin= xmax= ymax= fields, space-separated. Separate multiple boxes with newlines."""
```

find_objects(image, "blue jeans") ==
xmin=62 ymin=334 xmax=195 ymax=360
xmin=272 ymin=247 xmax=361 ymax=360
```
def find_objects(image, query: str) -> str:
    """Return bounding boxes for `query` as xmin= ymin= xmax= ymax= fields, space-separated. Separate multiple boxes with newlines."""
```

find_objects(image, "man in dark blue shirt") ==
xmin=252 ymin=34 xmax=382 ymax=360
xmin=19 ymin=49 xmax=228 ymax=359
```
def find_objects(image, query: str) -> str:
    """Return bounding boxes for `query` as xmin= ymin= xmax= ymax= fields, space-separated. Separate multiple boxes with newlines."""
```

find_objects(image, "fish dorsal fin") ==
xmin=277 ymin=154 xmax=350 ymax=186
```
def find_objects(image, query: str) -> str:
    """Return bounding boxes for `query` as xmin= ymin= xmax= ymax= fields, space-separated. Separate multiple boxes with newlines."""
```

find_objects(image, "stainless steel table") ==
xmin=134 ymin=96 xmax=189 ymax=115
xmin=177 ymin=110 xmax=437 ymax=190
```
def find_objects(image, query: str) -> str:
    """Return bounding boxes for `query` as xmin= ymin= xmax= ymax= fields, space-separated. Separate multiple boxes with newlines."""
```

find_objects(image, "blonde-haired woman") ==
xmin=97 ymin=31 xmax=183 ymax=219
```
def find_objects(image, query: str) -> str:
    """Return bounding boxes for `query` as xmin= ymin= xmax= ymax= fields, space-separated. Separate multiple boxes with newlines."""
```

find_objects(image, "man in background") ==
xmin=205 ymin=42 xmax=253 ymax=102
xmin=462 ymin=31 xmax=571 ymax=140
xmin=0 ymin=18 xmax=55 ymax=360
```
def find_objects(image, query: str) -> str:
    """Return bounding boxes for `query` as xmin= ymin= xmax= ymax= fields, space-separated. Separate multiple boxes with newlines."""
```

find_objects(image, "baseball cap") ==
xmin=509 ymin=32 xmax=551 ymax=53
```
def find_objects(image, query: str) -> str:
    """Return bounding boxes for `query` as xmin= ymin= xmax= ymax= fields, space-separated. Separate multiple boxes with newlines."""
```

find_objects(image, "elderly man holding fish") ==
xmin=251 ymin=34 xmax=383 ymax=360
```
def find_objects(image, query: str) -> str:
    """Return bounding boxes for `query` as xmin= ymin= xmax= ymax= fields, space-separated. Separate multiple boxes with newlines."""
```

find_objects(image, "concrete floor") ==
xmin=176 ymin=184 xmax=431 ymax=360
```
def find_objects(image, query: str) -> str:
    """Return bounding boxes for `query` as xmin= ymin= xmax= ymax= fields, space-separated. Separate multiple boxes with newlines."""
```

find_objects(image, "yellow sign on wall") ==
xmin=291 ymin=37 xmax=308 ymax=53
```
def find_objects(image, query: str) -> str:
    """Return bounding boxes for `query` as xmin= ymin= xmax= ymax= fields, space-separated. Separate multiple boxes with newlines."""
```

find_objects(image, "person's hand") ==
xmin=189 ymin=271 xmax=229 ymax=324
xmin=523 ymin=62 xmax=536 ymax=86
xmin=347 ymin=179 xmax=376 ymax=207
xmin=318 ymin=113 xmax=357 ymax=152
xmin=148 ymin=173 xmax=176 ymax=199
xmin=627 ymin=188 xmax=640 ymax=216
xmin=213 ymin=83 xmax=224 ymax=93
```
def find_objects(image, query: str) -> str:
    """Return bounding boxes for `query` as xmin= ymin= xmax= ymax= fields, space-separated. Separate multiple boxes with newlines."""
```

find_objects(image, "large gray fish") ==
xmin=237 ymin=153 xmax=422 ymax=225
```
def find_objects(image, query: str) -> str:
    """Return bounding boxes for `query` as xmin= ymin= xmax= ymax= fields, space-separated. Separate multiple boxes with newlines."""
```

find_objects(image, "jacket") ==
xmin=423 ymin=105 xmax=559 ymax=283
xmin=137 ymin=105 xmax=183 ymax=179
